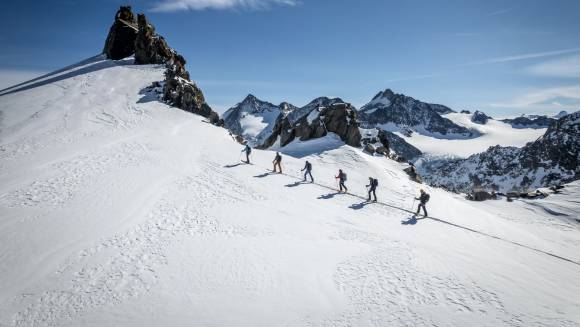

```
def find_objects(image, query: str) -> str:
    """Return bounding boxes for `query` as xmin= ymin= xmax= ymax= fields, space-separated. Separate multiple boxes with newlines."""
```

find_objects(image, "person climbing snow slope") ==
xmin=273 ymin=152 xmax=282 ymax=173
xmin=366 ymin=177 xmax=378 ymax=202
xmin=335 ymin=169 xmax=348 ymax=193
xmin=242 ymin=144 xmax=251 ymax=164
xmin=415 ymin=189 xmax=430 ymax=217
xmin=301 ymin=160 xmax=314 ymax=183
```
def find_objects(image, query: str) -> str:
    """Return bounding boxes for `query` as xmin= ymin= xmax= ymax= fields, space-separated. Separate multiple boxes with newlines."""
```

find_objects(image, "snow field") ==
xmin=0 ymin=58 xmax=579 ymax=326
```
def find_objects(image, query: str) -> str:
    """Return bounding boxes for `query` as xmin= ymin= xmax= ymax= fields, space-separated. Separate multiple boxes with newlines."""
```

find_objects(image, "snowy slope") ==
xmin=1 ymin=58 xmax=580 ymax=327
xmin=399 ymin=112 xmax=546 ymax=158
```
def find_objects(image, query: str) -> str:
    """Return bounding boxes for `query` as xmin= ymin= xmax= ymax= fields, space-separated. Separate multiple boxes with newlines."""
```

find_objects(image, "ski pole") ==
xmin=411 ymin=197 xmax=416 ymax=212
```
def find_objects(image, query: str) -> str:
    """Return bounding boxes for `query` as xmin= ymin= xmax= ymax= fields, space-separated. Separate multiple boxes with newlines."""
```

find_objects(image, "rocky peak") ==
xmin=305 ymin=97 xmax=344 ymax=109
xmin=103 ymin=6 xmax=221 ymax=125
xmin=373 ymin=88 xmax=395 ymax=101
xmin=279 ymin=102 xmax=299 ymax=113
xmin=241 ymin=94 xmax=261 ymax=106
xmin=359 ymin=89 xmax=474 ymax=138
xmin=471 ymin=110 xmax=492 ymax=124
xmin=102 ymin=6 xmax=138 ymax=60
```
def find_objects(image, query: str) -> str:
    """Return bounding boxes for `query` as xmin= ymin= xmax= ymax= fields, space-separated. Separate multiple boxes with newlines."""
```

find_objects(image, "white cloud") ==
xmin=489 ymin=85 xmax=580 ymax=110
xmin=0 ymin=69 xmax=46 ymax=91
xmin=488 ymin=8 xmax=512 ymax=16
xmin=466 ymin=48 xmax=580 ymax=66
xmin=526 ymin=54 xmax=580 ymax=78
xmin=150 ymin=0 xmax=298 ymax=12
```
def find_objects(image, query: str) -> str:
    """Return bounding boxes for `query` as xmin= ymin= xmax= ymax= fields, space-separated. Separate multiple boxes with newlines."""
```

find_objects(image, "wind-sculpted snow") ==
xmin=1 ymin=60 xmax=579 ymax=326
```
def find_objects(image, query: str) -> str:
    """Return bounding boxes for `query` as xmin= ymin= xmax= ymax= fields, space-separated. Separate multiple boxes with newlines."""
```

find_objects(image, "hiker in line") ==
xmin=415 ymin=189 xmax=430 ymax=217
xmin=335 ymin=169 xmax=348 ymax=193
xmin=272 ymin=152 xmax=282 ymax=173
xmin=301 ymin=160 xmax=314 ymax=183
xmin=366 ymin=177 xmax=378 ymax=202
xmin=242 ymin=144 xmax=252 ymax=163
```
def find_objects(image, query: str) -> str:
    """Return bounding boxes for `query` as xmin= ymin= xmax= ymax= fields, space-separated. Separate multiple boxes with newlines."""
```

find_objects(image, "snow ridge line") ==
xmin=247 ymin=162 xmax=580 ymax=268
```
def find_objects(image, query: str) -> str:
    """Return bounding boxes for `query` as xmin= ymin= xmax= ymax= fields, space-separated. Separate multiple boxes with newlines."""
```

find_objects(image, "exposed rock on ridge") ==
xmin=103 ymin=6 xmax=138 ymax=60
xmin=103 ymin=7 xmax=221 ymax=125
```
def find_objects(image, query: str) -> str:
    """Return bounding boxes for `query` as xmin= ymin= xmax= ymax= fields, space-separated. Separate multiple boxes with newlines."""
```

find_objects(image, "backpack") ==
xmin=246 ymin=146 xmax=251 ymax=154
xmin=306 ymin=162 xmax=312 ymax=170
xmin=342 ymin=173 xmax=347 ymax=181
xmin=276 ymin=154 xmax=282 ymax=162
xmin=372 ymin=178 xmax=378 ymax=188
xmin=423 ymin=193 xmax=430 ymax=203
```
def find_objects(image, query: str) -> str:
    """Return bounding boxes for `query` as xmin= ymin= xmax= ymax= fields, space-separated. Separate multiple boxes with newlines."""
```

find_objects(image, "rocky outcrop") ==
xmin=103 ymin=6 xmax=138 ymax=60
xmin=420 ymin=112 xmax=580 ymax=193
xmin=103 ymin=6 xmax=221 ymax=125
xmin=358 ymin=89 xmax=476 ymax=138
xmin=377 ymin=129 xmax=422 ymax=161
xmin=471 ymin=110 xmax=491 ymax=124
xmin=259 ymin=97 xmax=362 ymax=149
xmin=134 ymin=14 xmax=173 ymax=65
xmin=501 ymin=115 xmax=555 ymax=129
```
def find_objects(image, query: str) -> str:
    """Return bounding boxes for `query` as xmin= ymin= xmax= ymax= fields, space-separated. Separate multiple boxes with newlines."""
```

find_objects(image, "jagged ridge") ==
xmin=421 ymin=112 xmax=580 ymax=192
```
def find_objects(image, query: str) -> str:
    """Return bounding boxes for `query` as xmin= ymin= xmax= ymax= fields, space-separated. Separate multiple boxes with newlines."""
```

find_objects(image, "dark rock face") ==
xmin=460 ymin=110 xmax=471 ymax=114
xmin=421 ymin=112 xmax=580 ymax=193
xmin=471 ymin=110 xmax=491 ymax=124
xmin=103 ymin=6 xmax=138 ymax=60
xmin=134 ymin=14 xmax=173 ymax=65
xmin=259 ymin=97 xmax=362 ymax=149
xmin=466 ymin=191 xmax=497 ymax=201
xmin=404 ymin=166 xmax=422 ymax=183
xmin=358 ymin=89 xmax=476 ymax=138
xmin=377 ymin=129 xmax=422 ymax=161
xmin=164 ymin=55 xmax=220 ymax=125
xmin=501 ymin=115 xmax=555 ymax=129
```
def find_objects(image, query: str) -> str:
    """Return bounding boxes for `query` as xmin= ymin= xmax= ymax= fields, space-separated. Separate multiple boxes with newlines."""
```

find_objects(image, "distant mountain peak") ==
xmin=373 ymin=88 xmax=395 ymax=100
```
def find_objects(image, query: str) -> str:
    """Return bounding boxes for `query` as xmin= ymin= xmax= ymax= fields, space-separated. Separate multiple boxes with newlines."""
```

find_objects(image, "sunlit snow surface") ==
xmin=398 ymin=112 xmax=546 ymax=158
xmin=0 ymin=57 xmax=579 ymax=327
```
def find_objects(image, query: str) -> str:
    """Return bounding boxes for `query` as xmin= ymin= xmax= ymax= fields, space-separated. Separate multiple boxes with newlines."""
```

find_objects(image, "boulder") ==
xmin=102 ymin=6 xmax=138 ymax=60
xmin=375 ymin=146 xmax=389 ymax=155
xmin=466 ymin=190 xmax=497 ymax=201
xmin=404 ymin=166 xmax=422 ymax=183
xmin=364 ymin=143 xmax=376 ymax=154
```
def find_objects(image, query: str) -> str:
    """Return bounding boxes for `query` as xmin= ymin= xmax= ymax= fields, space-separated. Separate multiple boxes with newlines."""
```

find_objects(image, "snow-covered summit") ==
xmin=222 ymin=94 xmax=284 ymax=147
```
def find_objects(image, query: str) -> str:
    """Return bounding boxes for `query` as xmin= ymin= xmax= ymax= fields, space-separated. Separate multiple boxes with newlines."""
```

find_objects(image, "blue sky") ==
xmin=1 ymin=0 xmax=579 ymax=116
